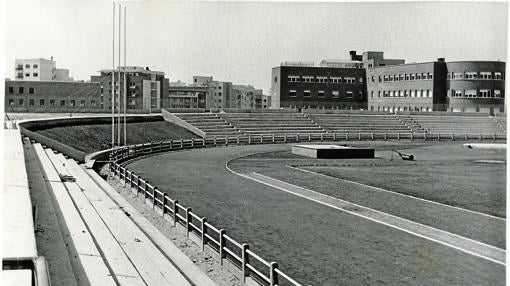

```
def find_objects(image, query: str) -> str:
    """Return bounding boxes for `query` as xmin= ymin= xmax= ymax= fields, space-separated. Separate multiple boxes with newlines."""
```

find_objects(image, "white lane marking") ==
xmin=286 ymin=165 xmax=505 ymax=221
xmin=234 ymin=171 xmax=505 ymax=266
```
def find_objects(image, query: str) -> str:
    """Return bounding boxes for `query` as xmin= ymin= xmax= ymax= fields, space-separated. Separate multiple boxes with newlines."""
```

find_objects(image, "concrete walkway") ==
xmin=242 ymin=172 xmax=506 ymax=266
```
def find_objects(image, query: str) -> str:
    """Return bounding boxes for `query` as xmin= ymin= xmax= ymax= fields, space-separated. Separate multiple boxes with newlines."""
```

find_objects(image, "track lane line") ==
xmin=228 ymin=168 xmax=505 ymax=266
xmin=286 ymin=165 xmax=505 ymax=221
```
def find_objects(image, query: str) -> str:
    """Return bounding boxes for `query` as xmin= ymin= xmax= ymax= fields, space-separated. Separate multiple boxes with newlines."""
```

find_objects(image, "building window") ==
xmin=33 ymin=73 xmax=38 ymax=77
xmin=411 ymin=90 xmax=415 ymax=97
xmin=410 ymin=74 xmax=415 ymax=81
xmin=8 ymin=87 xmax=13 ymax=94
xmin=151 ymin=82 xmax=158 ymax=89
xmin=60 ymin=100 xmax=65 ymax=106
xmin=370 ymin=91 xmax=374 ymax=98
xmin=274 ymin=76 xmax=278 ymax=83
xmin=33 ymin=64 xmax=38 ymax=68
xmin=25 ymin=64 xmax=30 ymax=68
xmin=288 ymin=75 xmax=300 ymax=82
xmin=25 ymin=73 xmax=30 ymax=77
xmin=29 ymin=99 xmax=34 ymax=106
xmin=371 ymin=76 xmax=375 ymax=82
xmin=50 ymin=99 xmax=55 ymax=106
xmin=359 ymin=77 xmax=363 ymax=83
xmin=383 ymin=76 xmax=389 ymax=82
xmin=18 ymin=87 xmax=24 ymax=94
xmin=494 ymin=72 xmax=502 ymax=80
xmin=479 ymin=90 xmax=491 ymax=98
xmin=494 ymin=90 xmax=501 ymax=98
xmin=399 ymin=90 xmax=404 ymax=97
xmin=18 ymin=99 xmax=24 ymax=105
xmin=405 ymin=90 xmax=409 ymax=97
xmin=318 ymin=90 xmax=325 ymax=97
xmin=427 ymin=90 xmax=432 ymax=97
xmin=332 ymin=91 xmax=340 ymax=98
xmin=427 ymin=73 xmax=433 ymax=80
xmin=465 ymin=72 xmax=477 ymax=79
xmin=91 ymin=100 xmax=96 ymax=106
xmin=480 ymin=72 xmax=492 ymax=80
xmin=378 ymin=91 xmax=381 ymax=97
xmin=303 ymin=90 xmax=311 ymax=97
xmin=302 ymin=76 xmax=314 ymax=83
xmin=39 ymin=99 xmax=44 ymax=106
xmin=316 ymin=76 xmax=328 ymax=83
xmin=70 ymin=100 xmax=75 ymax=107
xmin=465 ymin=90 xmax=477 ymax=98
xmin=17 ymin=73 xmax=23 ymax=79
xmin=80 ymin=100 xmax=85 ymax=107
xmin=453 ymin=90 xmax=463 ymax=97
xmin=345 ymin=77 xmax=355 ymax=83
xmin=346 ymin=91 xmax=353 ymax=98
xmin=29 ymin=87 xmax=34 ymax=94
xmin=330 ymin=77 xmax=342 ymax=83
xmin=405 ymin=74 xmax=410 ymax=81
xmin=9 ymin=99 xmax=14 ymax=106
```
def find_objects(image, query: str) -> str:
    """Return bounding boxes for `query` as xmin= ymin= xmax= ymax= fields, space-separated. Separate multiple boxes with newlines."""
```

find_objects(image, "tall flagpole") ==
xmin=117 ymin=3 xmax=121 ymax=146
xmin=123 ymin=6 xmax=127 ymax=146
xmin=112 ymin=2 xmax=115 ymax=148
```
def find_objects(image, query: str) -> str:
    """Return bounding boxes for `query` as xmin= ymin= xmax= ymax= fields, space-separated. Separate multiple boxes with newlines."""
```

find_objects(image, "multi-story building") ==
xmin=14 ymin=57 xmax=73 ymax=81
xmin=4 ymin=79 xmax=101 ymax=112
xmin=165 ymin=85 xmax=208 ymax=109
xmin=231 ymin=84 xmax=267 ymax=109
xmin=270 ymin=61 xmax=367 ymax=109
xmin=366 ymin=59 xmax=505 ymax=114
xmin=445 ymin=61 xmax=505 ymax=113
xmin=91 ymin=66 xmax=169 ymax=111
xmin=366 ymin=59 xmax=448 ymax=112
xmin=192 ymin=76 xmax=232 ymax=109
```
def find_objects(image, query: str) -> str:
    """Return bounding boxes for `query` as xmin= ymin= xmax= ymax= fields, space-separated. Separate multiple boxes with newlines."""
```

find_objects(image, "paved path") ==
xmin=241 ymin=172 xmax=505 ymax=265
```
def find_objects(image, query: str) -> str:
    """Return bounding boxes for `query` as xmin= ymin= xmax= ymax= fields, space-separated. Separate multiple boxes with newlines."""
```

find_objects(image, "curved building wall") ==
xmin=446 ymin=61 xmax=505 ymax=113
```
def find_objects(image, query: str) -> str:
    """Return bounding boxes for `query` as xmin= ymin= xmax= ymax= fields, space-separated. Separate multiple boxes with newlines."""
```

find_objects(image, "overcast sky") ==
xmin=4 ymin=1 xmax=508 ymax=94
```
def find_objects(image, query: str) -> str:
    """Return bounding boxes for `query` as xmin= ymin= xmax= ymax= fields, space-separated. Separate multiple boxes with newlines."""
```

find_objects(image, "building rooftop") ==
xmin=99 ymin=66 xmax=165 ymax=75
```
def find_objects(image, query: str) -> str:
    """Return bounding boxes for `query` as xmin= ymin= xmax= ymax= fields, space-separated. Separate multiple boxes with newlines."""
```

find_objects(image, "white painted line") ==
xmin=235 ymin=171 xmax=505 ymax=266
xmin=286 ymin=165 xmax=505 ymax=221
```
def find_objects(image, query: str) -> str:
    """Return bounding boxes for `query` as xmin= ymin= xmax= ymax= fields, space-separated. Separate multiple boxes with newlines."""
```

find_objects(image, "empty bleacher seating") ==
xmin=175 ymin=113 xmax=242 ymax=137
xmin=308 ymin=114 xmax=412 ymax=134
xmin=404 ymin=115 xmax=505 ymax=135
xmin=219 ymin=113 xmax=325 ymax=135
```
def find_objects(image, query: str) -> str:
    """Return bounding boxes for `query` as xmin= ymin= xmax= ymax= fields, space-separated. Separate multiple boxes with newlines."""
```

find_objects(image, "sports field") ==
xmin=126 ymin=141 xmax=506 ymax=285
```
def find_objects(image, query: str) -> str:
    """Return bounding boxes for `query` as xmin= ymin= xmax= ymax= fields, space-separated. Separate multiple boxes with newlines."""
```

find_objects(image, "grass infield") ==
xmin=127 ymin=142 xmax=505 ymax=285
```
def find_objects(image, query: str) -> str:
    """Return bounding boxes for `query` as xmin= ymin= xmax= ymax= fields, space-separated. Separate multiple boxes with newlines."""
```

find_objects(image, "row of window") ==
xmin=448 ymin=71 xmax=503 ymax=80
xmin=372 ymin=72 xmax=434 ymax=83
xmin=16 ymin=64 xmax=39 ymax=69
xmin=7 ymin=87 xmax=35 ymax=94
xmin=450 ymin=89 xmax=503 ymax=98
xmin=8 ymin=98 xmax=97 ymax=107
xmin=288 ymin=89 xmax=363 ymax=98
xmin=371 ymin=89 xmax=433 ymax=98
xmin=16 ymin=72 xmax=39 ymax=78
xmin=287 ymin=75 xmax=363 ymax=84
xmin=372 ymin=106 xmax=432 ymax=112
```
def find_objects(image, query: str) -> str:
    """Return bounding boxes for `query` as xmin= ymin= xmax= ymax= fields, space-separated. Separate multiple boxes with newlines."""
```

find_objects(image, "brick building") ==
xmin=165 ymin=85 xmax=208 ymax=109
xmin=4 ymin=80 xmax=101 ymax=112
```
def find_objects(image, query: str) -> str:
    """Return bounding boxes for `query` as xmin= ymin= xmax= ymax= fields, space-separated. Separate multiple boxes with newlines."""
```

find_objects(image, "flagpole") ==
xmin=117 ymin=3 xmax=121 ymax=146
xmin=111 ymin=2 xmax=115 ymax=148
xmin=123 ymin=6 xmax=127 ymax=146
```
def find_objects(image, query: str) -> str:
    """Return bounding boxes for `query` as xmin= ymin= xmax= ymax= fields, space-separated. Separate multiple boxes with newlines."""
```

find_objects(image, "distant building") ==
xmin=4 ymin=79 xmax=101 ymax=112
xmin=14 ymin=57 xmax=73 ymax=81
xmin=231 ymin=85 xmax=266 ymax=109
xmin=165 ymin=85 xmax=208 ymax=109
xmin=366 ymin=59 xmax=505 ymax=114
xmin=361 ymin=51 xmax=405 ymax=68
xmin=270 ymin=56 xmax=367 ymax=109
xmin=91 ymin=66 xmax=169 ymax=111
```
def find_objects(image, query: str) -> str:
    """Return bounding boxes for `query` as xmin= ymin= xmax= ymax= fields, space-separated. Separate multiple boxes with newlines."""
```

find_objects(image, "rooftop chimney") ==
xmin=437 ymin=58 xmax=445 ymax=62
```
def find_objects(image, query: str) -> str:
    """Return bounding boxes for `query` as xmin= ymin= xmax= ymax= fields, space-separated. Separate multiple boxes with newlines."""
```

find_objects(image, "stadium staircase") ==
xmin=402 ymin=115 xmax=505 ymax=135
xmin=219 ymin=112 xmax=326 ymax=135
xmin=29 ymin=142 xmax=216 ymax=286
xmin=175 ymin=113 xmax=243 ymax=137
xmin=306 ymin=113 xmax=413 ymax=134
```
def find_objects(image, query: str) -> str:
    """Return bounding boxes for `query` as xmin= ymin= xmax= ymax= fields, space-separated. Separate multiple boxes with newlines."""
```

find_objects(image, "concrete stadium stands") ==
xmin=219 ymin=112 xmax=325 ymax=135
xmin=307 ymin=113 xmax=412 ymax=134
xmin=401 ymin=115 xmax=506 ymax=135
xmin=30 ymin=142 xmax=217 ymax=286
xmin=175 ymin=113 xmax=242 ymax=137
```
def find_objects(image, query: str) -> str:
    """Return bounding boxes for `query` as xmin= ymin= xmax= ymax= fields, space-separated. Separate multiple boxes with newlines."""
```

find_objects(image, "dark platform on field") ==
xmin=292 ymin=144 xmax=375 ymax=159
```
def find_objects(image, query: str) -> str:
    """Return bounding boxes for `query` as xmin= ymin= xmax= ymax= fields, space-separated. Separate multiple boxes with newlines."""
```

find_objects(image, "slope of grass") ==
xmin=36 ymin=121 xmax=197 ymax=153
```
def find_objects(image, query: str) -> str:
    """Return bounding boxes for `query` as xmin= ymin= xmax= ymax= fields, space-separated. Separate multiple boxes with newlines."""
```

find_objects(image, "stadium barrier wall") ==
xmin=107 ymin=130 xmax=505 ymax=286
xmin=162 ymin=109 xmax=206 ymax=137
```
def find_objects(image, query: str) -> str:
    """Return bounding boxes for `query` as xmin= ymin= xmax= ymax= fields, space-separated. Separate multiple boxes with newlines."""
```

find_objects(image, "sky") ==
xmin=3 ymin=1 xmax=508 ymax=94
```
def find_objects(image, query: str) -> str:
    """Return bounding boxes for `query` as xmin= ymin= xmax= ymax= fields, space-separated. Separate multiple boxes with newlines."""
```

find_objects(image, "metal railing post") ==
xmin=173 ymin=201 xmax=178 ymax=227
xmin=152 ymin=187 xmax=157 ymax=209
xmin=162 ymin=193 xmax=167 ymax=216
